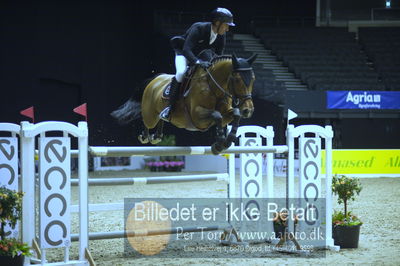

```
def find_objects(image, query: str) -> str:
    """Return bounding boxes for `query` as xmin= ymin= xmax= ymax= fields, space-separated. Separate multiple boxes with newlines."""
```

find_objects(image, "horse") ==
xmin=111 ymin=53 xmax=257 ymax=155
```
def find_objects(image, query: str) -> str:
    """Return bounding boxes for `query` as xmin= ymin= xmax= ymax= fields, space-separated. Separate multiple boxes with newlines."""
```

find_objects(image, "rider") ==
xmin=159 ymin=7 xmax=235 ymax=122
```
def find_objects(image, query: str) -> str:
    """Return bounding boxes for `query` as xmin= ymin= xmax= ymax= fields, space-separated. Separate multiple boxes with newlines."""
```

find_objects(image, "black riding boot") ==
xmin=159 ymin=77 xmax=181 ymax=122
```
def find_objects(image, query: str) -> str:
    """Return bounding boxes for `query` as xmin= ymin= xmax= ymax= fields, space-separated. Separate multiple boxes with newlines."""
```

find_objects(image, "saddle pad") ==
xmin=162 ymin=66 xmax=198 ymax=100
xmin=162 ymin=82 xmax=172 ymax=99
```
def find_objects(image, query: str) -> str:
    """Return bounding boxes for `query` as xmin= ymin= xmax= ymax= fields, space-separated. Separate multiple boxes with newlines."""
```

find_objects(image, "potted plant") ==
xmin=332 ymin=174 xmax=363 ymax=248
xmin=0 ymin=186 xmax=32 ymax=265
xmin=163 ymin=160 xmax=185 ymax=172
xmin=146 ymin=160 xmax=165 ymax=172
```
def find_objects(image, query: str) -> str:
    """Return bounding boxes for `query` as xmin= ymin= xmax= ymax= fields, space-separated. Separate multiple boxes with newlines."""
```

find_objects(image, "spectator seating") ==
xmin=359 ymin=27 xmax=400 ymax=90
xmin=256 ymin=27 xmax=387 ymax=90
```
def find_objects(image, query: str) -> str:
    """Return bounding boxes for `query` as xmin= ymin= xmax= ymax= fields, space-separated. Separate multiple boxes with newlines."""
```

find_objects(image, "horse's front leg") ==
xmin=149 ymin=121 xmax=164 ymax=144
xmin=222 ymin=107 xmax=241 ymax=149
xmin=210 ymin=111 xmax=227 ymax=155
xmin=138 ymin=127 xmax=150 ymax=144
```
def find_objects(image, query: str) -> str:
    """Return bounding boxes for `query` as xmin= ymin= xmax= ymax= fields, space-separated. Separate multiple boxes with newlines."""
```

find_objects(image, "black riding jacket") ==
xmin=180 ymin=22 xmax=226 ymax=64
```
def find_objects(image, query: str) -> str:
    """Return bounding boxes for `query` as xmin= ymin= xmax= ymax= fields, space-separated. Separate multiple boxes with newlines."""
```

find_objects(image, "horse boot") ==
xmin=159 ymin=77 xmax=181 ymax=122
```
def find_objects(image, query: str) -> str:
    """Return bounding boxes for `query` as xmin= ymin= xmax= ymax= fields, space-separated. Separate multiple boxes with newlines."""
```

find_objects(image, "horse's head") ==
xmin=230 ymin=53 xmax=257 ymax=118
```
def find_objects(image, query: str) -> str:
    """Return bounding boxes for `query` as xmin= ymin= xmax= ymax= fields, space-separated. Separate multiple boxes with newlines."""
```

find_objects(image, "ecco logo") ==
xmin=242 ymin=138 xmax=262 ymax=220
xmin=301 ymin=138 xmax=320 ymax=225
xmin=40 ymin=138 xmax=70 ymax=248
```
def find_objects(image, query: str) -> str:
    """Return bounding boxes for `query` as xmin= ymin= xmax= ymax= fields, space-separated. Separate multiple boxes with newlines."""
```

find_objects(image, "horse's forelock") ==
xmin=239 ymin=70 xmax=253 ymax=87
xmin=233 ymin=58 xmax=253 ymax=87
xmin=235 ymin=58 xmax=251 ymax=70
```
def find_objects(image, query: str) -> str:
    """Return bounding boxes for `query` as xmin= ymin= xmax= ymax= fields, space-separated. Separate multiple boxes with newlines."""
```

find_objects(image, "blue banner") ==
xmin=327 ymin=91 xmax=400 ymax=109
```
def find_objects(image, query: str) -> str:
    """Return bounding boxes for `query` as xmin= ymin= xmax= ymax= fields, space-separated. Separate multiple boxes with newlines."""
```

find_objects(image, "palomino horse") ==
xmin=111 ymin=53 xmax=257 ymax=154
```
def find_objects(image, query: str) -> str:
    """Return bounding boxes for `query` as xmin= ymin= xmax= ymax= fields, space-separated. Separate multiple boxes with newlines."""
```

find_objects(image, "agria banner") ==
xmin=326 ymin=91 xmax=400 ymax=109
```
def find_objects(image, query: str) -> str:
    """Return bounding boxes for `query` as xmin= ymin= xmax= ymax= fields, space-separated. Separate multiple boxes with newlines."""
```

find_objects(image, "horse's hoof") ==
xmin=211 ymin=143 xmax=224 ymax=155
xmin=150 ymin=138 xmax=162 ymax=145
xmin=149 ymin=134 xmax=162 ymax=145
xmin=138 ymin=135 xmax=149 ymax=144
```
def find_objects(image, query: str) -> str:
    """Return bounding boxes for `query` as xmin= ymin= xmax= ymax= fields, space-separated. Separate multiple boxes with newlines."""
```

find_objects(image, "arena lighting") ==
xmin=386 ymin=0 xmax=391 ymax=8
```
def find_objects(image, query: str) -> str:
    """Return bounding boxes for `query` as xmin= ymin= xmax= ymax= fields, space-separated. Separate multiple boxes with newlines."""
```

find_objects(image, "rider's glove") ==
xmin=195 ymin=59 xmax=212 ymax=69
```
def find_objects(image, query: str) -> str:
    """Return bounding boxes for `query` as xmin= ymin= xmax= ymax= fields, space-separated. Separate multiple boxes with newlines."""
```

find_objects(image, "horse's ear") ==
xmin=246 ymin=54 xmax=258 ymax=65
xmin=232 ymin=53 xmax=239 ymax=69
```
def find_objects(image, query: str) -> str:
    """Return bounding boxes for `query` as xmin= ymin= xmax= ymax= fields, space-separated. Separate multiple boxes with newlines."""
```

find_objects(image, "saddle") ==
xmin=162 ymin=44 xmax=217 ymax=100
xmin=162 ymin=66 xmax=198 ymax=100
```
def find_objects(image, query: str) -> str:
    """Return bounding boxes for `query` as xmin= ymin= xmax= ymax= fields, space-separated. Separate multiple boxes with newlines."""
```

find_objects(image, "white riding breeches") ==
xmin=175 ymin=54 xmax=188 ymax=83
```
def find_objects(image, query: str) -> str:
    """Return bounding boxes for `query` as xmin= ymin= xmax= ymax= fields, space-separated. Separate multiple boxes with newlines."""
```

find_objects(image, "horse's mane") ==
xmin=210 ymin=55 xmax=232 ymax=66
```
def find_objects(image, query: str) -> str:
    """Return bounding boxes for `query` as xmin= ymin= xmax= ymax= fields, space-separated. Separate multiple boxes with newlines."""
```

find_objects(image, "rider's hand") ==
xmin=195 ymin=59 xmax=211 ymax=69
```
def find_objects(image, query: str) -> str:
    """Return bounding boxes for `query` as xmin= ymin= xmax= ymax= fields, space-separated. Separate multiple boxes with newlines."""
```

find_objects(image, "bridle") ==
xmin=205 ymin=67 xmax=253 ymax=108
xmin=229 ymin=70 xmax=253 ymax=108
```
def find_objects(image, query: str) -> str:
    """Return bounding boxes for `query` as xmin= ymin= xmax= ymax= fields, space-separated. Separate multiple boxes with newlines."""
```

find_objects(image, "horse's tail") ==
xmin=110 ymin=98 xmax=141 ymax=125
xmin=111 ymin=74 xmax=162 ymax=124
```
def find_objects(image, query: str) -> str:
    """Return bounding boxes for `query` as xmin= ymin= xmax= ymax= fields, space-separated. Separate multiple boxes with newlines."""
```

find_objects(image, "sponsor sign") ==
xmin=322 ymin=149 xmax=400 ymax=175
xmin=327 ymin=91 xmax=400 ymax=109
xmin=39 ymin=137 xmax=71 ymax=248
xmin=258 ymin=149 xmax=400 ymax=177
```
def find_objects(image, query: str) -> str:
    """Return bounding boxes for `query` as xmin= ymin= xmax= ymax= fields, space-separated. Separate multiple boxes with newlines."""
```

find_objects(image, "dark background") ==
xmin=0 ymin=0 xmax=398 ymax=147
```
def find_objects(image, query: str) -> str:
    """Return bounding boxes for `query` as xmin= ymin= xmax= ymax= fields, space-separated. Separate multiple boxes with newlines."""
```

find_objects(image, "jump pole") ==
xmin=71 ymin=226 xmax=224 ymax=241
xmin=89 ymin=145 xmax=288 ymax=157
xmin=70 ymin=173 xmax=229 ymax=186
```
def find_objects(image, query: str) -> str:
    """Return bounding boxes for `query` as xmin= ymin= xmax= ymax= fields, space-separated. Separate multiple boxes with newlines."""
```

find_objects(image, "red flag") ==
xmin=20 ymin=106 xmax=35 ymax=123
xmin=73 ymin=103 xmax=87 ymax=121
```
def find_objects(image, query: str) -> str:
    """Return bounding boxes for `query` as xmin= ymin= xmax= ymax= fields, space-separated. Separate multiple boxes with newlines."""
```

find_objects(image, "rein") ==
xmin=205 ymin=68 xmax=233 ymax=100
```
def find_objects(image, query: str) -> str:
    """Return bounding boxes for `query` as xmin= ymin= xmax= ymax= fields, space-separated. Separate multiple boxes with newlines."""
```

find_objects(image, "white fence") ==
xmin=0 ymin=121 xmax=336 ymax=265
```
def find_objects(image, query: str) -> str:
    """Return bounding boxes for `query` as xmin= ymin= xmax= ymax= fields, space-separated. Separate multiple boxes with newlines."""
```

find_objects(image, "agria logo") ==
xmin=346 ymin=91 xmax=381 ymax=108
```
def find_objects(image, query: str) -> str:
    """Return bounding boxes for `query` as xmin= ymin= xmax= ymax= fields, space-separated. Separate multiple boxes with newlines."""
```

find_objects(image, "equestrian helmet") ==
xmin=211 ymin=7 xmax=235 ymax=26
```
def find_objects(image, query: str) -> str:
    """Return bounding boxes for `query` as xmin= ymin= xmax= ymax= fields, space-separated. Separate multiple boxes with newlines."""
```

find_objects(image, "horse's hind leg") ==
xmin=149 ymin=121 xmax=164 ymax=144
xmin=138 ymin=127 xmax=150 ymax=144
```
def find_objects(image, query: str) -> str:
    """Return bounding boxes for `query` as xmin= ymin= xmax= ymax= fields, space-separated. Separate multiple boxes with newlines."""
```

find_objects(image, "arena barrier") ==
xmin=0 ymin=121 xmax=336 ymax=266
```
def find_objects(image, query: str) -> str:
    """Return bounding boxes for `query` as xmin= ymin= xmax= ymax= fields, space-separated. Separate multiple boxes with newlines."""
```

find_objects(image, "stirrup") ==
xmin=159 ymin=106 xmax=171 ymax=122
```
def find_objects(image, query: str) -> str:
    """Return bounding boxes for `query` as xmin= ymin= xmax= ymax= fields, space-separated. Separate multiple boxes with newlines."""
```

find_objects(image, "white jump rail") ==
xmin=70 ymin=173 xmax=229 ymax=186
xmin=89 ymin=145 xmax=289 ymax=157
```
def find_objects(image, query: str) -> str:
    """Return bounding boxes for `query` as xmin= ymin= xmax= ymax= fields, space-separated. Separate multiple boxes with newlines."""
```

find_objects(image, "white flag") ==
xmin=288 ymin=109 xmax=298 ymax=121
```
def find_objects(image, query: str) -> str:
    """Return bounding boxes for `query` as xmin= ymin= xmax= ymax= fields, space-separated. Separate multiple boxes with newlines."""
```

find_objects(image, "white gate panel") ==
xmin=39 ymin=137 xmax=71 ymax=249
xmin=0 ymin=137 xmax=19 ymax=238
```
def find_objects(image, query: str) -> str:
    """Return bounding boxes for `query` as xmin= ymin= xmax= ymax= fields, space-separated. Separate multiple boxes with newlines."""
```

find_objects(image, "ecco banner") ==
xmin=326 ymin=91 xmax=400 ymax=109
xmin=39 ymin=137 xmax=71 ymax=249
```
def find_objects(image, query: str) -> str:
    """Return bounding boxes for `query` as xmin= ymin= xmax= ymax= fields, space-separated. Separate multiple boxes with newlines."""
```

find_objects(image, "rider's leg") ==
xmin=160 ymin=55 xmax=186 ymax=122
xmin=174 ymin=55 xmax=187 ymax=83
